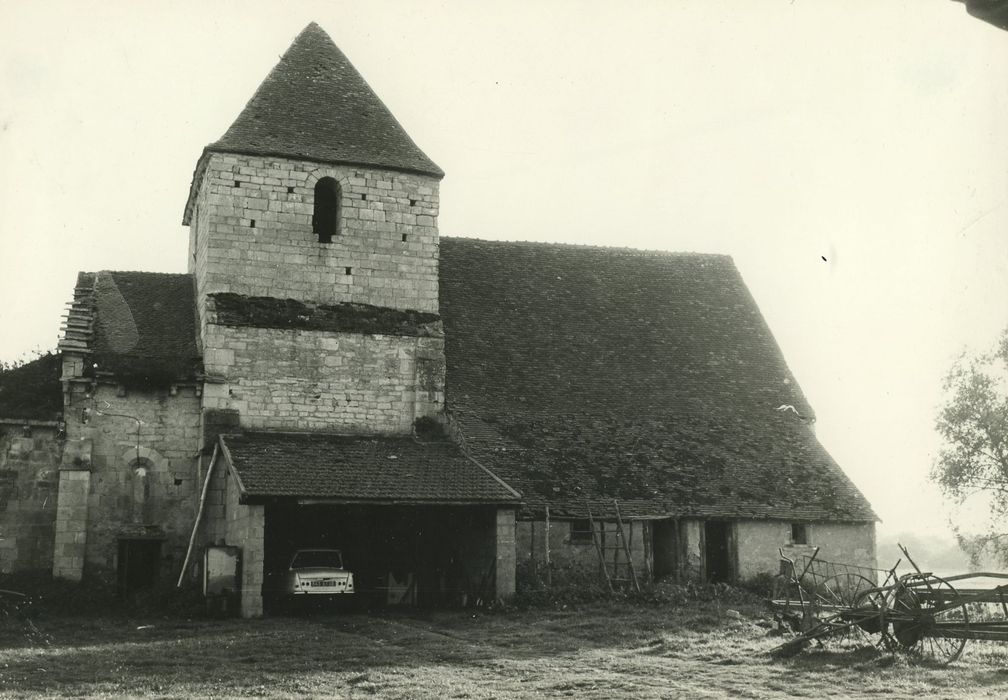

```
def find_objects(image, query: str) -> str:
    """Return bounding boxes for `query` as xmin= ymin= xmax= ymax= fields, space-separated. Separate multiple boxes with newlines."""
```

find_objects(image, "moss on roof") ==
xmin=209 ymin=293 xmax=442 ymax=337
xmin=438 ymin=237 xmax=876 ymax=522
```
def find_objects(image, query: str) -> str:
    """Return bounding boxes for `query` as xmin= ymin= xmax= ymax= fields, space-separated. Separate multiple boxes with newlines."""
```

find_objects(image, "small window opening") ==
xmin=569 ymin=519 xmax=594 ymax=544
xmin=233 ymin=180 xmax=241 ymax=188
xmin=345 ymin=267 xmax=352 ymax=276
xmin=401 ymin=234 xmax=408 ymax=242
xmin=409 ymin=199 xmax=417 ymax=207
xmin=313 ymin=177 xmax=341 ymax=243
xmin=791 ymin=523 xmax=808 ymax=545
xmin=249 ymin=219 xmax=256 ymax=229
xmin=287 ymin=186 xmax=295 ymax=194
xmin=360 ymin=193 xmax=367 ymax=201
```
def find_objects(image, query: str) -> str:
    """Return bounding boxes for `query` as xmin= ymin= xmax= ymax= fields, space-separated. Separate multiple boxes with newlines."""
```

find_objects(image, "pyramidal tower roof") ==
xmin=184 ymin=23 xmax=442 ymax=224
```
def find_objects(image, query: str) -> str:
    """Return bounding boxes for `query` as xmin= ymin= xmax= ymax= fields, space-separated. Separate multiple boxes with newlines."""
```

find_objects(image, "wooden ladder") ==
xmin=586 ymin=500 xmax=641 ymax=592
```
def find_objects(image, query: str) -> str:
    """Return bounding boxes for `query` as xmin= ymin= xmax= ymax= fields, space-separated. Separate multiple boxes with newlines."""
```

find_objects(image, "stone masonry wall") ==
xmin=0 ymin=423 xmax=60 ymax=574
xmin=733 ymin=520 xmax=876 ymax=581
xmin=201 ymin=324 xmax=444 ymax=434
xmin=495 ymin=509 xmax=517 ymax=598
xmin=516 ymin=519 xmax=650 ymax=587
xmin=215 ymin=462 xmax=264 ymax=617
xmin=53 ymin=470 xmax=90 ymax=580
xmin=201 ymin=450 xmax=264 ymax=616
xmin=189 ymin=153 xmax=440 ymax=330
xmin=61 ymin=382 xmax=202 ymax=580
xmin=680 ymin=520 xmax=703 ymax=580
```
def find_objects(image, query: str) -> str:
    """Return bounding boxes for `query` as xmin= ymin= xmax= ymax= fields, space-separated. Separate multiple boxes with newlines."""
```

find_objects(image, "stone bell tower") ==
xmin=182 ymin=23 xmax=446 ymax=435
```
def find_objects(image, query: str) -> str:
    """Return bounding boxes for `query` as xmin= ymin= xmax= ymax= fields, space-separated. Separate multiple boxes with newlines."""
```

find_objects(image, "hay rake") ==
xmin=769 ymin=544 xmax=1008 ymax=665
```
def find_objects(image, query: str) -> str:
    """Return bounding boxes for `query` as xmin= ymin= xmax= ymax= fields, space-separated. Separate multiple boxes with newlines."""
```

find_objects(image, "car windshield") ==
xmin=291 ymin=550 xmax=343 ymax=569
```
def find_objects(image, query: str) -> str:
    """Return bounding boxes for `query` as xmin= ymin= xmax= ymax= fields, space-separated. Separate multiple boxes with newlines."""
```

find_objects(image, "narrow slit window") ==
xmin=791 ymin=523 xmax=808 ymax=545
xmin=313 ymin=177 xmax=341 ymax=243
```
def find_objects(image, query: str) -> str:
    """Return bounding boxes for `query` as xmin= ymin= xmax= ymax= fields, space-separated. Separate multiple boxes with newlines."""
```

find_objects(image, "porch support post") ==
xmin=494 ymin=507 xmax=517 ymax=599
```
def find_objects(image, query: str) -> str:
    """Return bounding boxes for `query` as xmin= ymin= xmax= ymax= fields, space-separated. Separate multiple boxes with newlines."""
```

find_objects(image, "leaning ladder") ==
xmin=586 ymin=500 xmax=641 ymax=592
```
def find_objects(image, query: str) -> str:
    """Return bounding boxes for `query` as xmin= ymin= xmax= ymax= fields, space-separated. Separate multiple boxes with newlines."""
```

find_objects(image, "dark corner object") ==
xmin=953 ymin=0 xmax=1008 ymax=30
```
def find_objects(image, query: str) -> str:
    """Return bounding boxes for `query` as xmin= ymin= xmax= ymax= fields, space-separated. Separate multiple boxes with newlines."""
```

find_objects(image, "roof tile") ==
xmin=221 ymin=432 xmax=520 ymax=504
xmin=438 ymin=237 xmax=876 ymax=522
xmin=183 ymin=23 xmax=442 ymax=224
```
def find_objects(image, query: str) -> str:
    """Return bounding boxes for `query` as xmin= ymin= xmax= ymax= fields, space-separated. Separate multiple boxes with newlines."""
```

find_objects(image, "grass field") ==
xmin=2 ymin=600 xmax=1008 ymax=698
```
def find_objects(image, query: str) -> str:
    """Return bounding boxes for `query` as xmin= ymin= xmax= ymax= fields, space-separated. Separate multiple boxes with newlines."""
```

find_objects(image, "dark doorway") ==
xmin=703 ymin=521 xmax=733 ymax=583
xmin=652 ymin=519 xmax=678 ymax=579
xmin=262 ymin=504 xmax=498 ymax=614
xmin=117 ymin=539 xmax=161 ymax=597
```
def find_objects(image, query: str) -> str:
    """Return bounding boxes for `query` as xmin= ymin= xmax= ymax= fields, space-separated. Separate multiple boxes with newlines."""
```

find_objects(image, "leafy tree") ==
xmin=932 ymin=328 xmax=1008 ymax=564
xmin=0 ymin=350 xmax=63 ymax=420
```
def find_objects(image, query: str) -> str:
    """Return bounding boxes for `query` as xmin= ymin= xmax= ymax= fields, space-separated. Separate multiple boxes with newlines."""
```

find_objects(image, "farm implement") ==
xmin=769 ymin=544 xmax=1008 ymax=664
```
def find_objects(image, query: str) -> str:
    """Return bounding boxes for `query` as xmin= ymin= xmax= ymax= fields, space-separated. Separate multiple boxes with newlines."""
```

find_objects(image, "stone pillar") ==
xmin=494 ymin=508 xmax=516 ymax=599
xmin=52 ymin=469 xmax=91 ymax=581
xmin=681 ymin=519 xmax=703 ymax=581
xmin=240 ymin=504 xmax=265 ymax=618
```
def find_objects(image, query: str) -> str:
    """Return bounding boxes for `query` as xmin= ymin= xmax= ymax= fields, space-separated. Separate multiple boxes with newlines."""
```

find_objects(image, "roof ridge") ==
xmin=230 ymin=430 xmax=448 ymax=440
xmin=440 ymin=236 xmax=733 ymax=261
xmin=90 ymin=270 xmax=193 ymax=278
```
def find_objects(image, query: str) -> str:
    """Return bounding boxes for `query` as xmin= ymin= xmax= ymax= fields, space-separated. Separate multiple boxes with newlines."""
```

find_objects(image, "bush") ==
xmin=511 ymin=565 xmax=765 ymax=610
xmin=0 ymin=570 xmax=118 ymax=618
xmin=737 ymin=572 xmax=779 ymax=599
xmin=0 ymin=570 xmax=206 ymax=619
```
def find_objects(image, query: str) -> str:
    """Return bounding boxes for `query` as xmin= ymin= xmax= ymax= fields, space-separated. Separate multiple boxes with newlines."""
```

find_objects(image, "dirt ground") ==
xmin=1 ymin=601 xmax=1008 ymax=698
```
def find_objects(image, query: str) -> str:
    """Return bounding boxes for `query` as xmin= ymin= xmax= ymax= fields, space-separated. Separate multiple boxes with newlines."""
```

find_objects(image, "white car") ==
xmin=283 ymin=548 xmax=355 ymax=599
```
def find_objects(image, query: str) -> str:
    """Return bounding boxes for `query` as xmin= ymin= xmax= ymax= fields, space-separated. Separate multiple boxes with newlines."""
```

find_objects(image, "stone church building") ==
xmin=0 ymin=24 xmax=875 ymax=617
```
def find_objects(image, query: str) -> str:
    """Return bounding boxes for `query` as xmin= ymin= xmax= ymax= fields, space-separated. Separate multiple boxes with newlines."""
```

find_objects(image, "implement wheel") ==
xmin=815 ymin=573 xmax=885 ymax=649
xmin=881 ymin=575 xmax=969 ymax=665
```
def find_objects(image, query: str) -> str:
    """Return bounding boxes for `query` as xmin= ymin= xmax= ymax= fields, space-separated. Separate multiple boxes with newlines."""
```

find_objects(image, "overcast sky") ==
xmin=2 ymin=1 xmax=1006 ymax=544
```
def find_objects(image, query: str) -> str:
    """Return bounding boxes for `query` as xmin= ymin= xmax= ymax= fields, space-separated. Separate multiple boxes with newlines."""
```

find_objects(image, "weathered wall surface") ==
xmin=189 ymin=153 xmax=440 ymax=319
xmin=495 ymin=509 xmax=517 ymax=597
xmin=58 ymin=383 xmax=202 ymax=580
xmin=201 ymin=325 xmax=444 ymax=434
xmin=209 ymin=462 xmax=264 ymax=617
xmin=735 ymin=520 xmax=876 ymax=580
xmin=680 ymin=519 xmax=703 ymax=580
xmin=0 ymin=423 xmax=60 ymax=574
xmin=515 ymin=517 xmax=877 ymax=586
xmin=515 ymin=519 xmax=650 ymax=585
